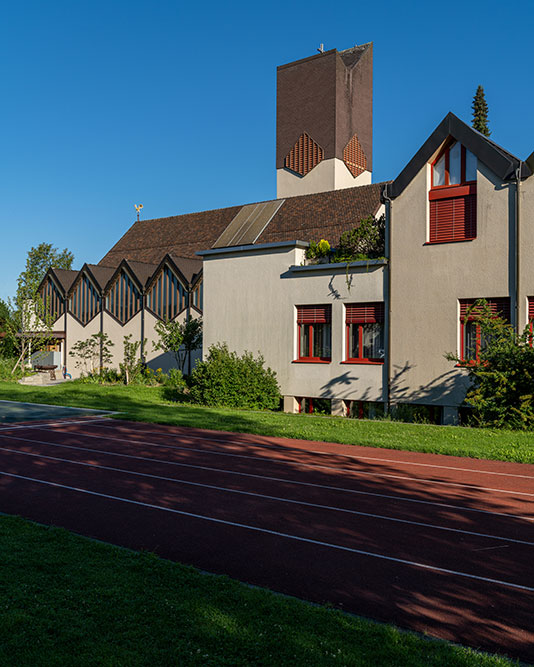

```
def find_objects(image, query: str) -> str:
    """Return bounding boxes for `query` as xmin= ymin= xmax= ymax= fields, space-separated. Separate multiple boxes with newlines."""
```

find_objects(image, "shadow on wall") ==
xmin=320 ymin=372 xmax=374 ymax=402
xmin=390 ymin=361 xmax=472 ymax=407
xmin=147 ymin=349 xmax=202 ymax=375
xmin=317 ymin=361 xmax=471 ymax=409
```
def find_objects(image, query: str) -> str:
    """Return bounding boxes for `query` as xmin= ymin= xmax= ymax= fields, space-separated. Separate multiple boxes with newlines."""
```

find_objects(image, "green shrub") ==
xmin=447 ymin=300 xmax=534 ymax=429
xmin=189 ymin=343 xmax=281 ymax=410
xmin=333 ymin=215 xmax=385 ymax=262
xmin=164 ymin=367 xmax=187 ymax=391
xmin=305 ymin=239 xmax=331 ymax=261
xmin=0 ymin=357 xmax=26 ymax=381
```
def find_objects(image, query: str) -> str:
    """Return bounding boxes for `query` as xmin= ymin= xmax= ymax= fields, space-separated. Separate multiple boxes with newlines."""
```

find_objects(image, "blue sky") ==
xmin=1 ymin=0 xmax=533 ymax=300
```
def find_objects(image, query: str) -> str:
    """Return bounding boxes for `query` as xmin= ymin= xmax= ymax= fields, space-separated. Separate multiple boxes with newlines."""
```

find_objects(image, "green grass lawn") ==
xmin=0 ymin=381 xmax=533 ymax=463
xmin=0 ymin=515 xmax=517 ymax=666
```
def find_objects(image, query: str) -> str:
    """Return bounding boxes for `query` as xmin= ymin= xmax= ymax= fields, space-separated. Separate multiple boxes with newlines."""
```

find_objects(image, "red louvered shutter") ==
xmin=346 ymin=303 xmax=384 ymax=324
xmin=430 ymin=194 xmax=476 ymax=242
xmin=460 ymin=298 xmax=510 ymax=321
xmin=529 ymin=298 xmax=534 ymax=321
xmin=297 ymin=305 xmax=331 ymax=324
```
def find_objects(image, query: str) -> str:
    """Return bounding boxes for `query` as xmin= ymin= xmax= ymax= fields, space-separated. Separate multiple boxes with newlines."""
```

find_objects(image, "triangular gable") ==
xmin=144 ymin=254 xmax=190 ymax=293
xmin=37 ymin=267 xmax=77 ymax=295
xmin=388 ymin=112 xmax=531 ymax=199
xmin=103 ymin=259 xmax=146 ymax=295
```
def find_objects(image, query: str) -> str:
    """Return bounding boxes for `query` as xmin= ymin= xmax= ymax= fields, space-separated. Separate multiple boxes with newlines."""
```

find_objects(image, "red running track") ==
xmin=0 ymin=417 xmax=533 ymax=662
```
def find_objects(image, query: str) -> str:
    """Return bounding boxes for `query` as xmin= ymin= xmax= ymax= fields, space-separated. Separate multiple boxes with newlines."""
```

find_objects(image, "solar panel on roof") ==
xmin=212 ymin=200 xmax=285 ymax=249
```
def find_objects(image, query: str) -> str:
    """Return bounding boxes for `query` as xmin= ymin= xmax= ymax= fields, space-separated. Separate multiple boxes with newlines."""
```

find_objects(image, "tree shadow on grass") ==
xmin=0 ymin=414 xmax=533 ymax=663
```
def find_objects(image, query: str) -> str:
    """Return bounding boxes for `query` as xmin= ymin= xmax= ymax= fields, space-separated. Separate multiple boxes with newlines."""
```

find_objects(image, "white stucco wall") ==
xmin=65 ymin=313 xmax=102 ymax=378
xmin=277 ymin=158 xmax=371 ymax=198
xmin=202 ymin=244 xmax=385 ymax=403
xmin=389 ymin=157 xmax=514 ymax=408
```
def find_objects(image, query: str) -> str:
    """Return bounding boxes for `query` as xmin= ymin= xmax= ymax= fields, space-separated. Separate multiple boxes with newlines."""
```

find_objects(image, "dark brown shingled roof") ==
xmin=100 ymin=183 xmax=385 ymax=267
xmin=168 ymin=255 xmax=202 ymax=284
xmin=51 ymin=268 xmax=78 ymax=293
xmin=122 ymin=260 xmax=158 ymax=287
xmin=100 ymin=205 xmax=242 ymax=267
xmin=256 ymin=183 xmax=385 ymax=245
xmin=84 ymin=264 xmax=116 ymax=291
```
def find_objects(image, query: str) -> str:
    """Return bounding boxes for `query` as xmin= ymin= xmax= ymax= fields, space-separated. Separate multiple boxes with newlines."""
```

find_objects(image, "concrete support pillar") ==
xmin=331 ymin=398 xmax=347 ymax=417
xmin=442 ymin=406 xmax=459 ymax=426
xmin=283 ymin=395 xmax=299 ymax=414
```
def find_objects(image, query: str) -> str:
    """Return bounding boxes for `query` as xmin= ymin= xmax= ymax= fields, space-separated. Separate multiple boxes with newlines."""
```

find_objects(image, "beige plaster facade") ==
xmin=61 ymin=306 xmax=202 ymax=379
xmin=201 ymin=242 xmax=386 ymax=409
xmin=389 ymin=154 xmax=517 ymax=418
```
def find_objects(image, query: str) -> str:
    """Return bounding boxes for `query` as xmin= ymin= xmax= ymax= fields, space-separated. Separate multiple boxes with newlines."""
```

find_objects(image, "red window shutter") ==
xmin=429 ymin=193 xmax=476 ymax=242
xmin=460 ymin=298 xmax=510 ymax=321
xmin=297 ymin=305 xmax=331 ymax=324
xmin=528 ymin=298 xmax=534 ymax=321
xmin=346 ymin=302 xmax=384 ymax=324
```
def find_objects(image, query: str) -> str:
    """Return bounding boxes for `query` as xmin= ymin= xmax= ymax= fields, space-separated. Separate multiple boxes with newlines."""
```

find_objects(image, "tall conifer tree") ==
xmin=472 ymin=85 xmax=490 ymax=136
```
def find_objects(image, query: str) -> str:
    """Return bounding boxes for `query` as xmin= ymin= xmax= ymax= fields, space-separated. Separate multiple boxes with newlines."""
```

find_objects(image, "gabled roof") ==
xmin=255 ymin=183 xmax=385 ymax=245
xmin=168 ymin=255 xmax=202 ymax=283
xmin=100 ymin=205 xmax=242 ymax=267
xmin=103 ymin=259 xmax=158 ymax=293
xmin=121 ymin=260 xmax=158 ymax=288
xmin=46 ymin=268 xmax=78 ymax=294
xmin=144 ymin=254 xmax=202 ymax=292
xmin=99 ymin=182 xmax=385 ymax=267
xmin=68 ymin=264 xmax=116 ymax=294
xmin=388 ymin=112 xmax=532 ymax=199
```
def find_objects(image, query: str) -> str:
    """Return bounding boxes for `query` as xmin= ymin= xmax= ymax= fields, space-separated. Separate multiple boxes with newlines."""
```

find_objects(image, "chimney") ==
xmin=276 ymin=43 xmax=373 ymax=198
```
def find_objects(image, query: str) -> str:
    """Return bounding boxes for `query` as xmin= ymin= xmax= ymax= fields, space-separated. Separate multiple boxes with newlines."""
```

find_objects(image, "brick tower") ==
xmin=276 ymin=43 xmax=373 ymax=198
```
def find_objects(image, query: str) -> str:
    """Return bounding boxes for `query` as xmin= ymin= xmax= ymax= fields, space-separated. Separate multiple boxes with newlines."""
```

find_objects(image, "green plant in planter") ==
xmin=305 ymin=239 xmax=331 ymax=262
xmin=333 ymin=215 xmax=385 ymax=263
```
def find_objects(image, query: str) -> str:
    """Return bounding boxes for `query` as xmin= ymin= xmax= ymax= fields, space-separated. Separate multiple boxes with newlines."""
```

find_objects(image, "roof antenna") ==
xmin=134 ymin=204 xmax=143 ymax=221
xmin=317 ymin=44 xmax=324 ymax=53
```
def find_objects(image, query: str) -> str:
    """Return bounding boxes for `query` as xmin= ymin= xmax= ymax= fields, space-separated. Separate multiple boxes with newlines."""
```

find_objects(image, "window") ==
xmin=459 ymin=298 xmax=510 ymax=363
xmin=296 ymin=305 xmax=331 ymax=362
xmin=429 ymin=141 xmax=477 ymax=243
xmin=345 ymin=400 xmax=385 ymax=419
xmin=345 ymin=303 xmax=384 ymax=363
xmin=191 ymin=279 xmax=203 ymax=313
xmin=39 ymin=277 xmax=64 ymax=321
xmin=298 ymin=397 xmax=331 ymax=414
xmin=146 ymin=265 xmax=188 ymax=320
xmin=105 ymin=270 xmax=142 ymax=324
xmin=68 ymin=274 xmax=101 ymax=325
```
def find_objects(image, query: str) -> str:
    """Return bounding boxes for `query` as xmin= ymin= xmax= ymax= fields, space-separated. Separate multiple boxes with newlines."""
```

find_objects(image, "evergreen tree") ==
xmin=472 ymin=85 xmax=490 ymax=137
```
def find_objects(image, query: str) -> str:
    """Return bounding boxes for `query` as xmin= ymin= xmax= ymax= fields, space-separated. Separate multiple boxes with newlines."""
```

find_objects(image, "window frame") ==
xmin=104 ymin=268 xmax=143 ymax=325
xmin=427 ymin=140 xmax=477 ymax=245
xmin=295 ymin=305 xmax=331 ymax=363
xmin=68 ymin=273 xmax=102 ymax=326
xmin=343 ymin=303 xmax=385 ymax=365
xmin=458 ymin=298 xmax=510 ymax=365
xmin=431 ymin=141 xmax=476 ymax=190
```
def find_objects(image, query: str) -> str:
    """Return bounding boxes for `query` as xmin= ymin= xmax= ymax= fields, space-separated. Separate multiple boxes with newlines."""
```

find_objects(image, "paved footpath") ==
xmin=0 ymin=417 xmax=533 ymax=662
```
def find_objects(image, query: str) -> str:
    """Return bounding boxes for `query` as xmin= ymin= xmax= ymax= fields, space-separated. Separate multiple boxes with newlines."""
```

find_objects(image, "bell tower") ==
xmin=276 ymin=43 xmax=373 ymax=198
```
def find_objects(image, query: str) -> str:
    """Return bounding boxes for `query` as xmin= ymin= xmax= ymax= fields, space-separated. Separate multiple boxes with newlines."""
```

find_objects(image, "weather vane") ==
xmin=134 ymin=204 xmax=143 ymax=221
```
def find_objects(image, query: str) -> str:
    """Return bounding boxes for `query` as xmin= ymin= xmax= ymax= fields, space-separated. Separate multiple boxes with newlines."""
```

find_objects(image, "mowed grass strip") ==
xmin=1 ymin=382 xmax=534 ymax=464
xmin=0 ymin=516 xmax=518 ymax=667
xmin=1 ymin=382 xmax=534 ymax=463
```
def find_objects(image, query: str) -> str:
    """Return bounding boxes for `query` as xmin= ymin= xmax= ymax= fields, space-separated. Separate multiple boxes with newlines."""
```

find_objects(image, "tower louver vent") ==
xmin=343 ymin=134 xmax=367 ymax=178
xmin=284 ymin=133 xmax=324 ymax=176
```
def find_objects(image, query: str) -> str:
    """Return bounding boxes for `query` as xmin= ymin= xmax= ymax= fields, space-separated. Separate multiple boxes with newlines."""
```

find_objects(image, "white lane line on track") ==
xmin=2 ymin=469 xmax=534 ymax=594
xmin=0 ymin=418 xmax=114 ymax=432
xmin=20 ymin=427 xmax=534 ymax=499
xmin=83 ymin=422 xmax=534 ymax=481
xmin=3 ymin=445 xmax=533 ymax=547
xmin=0 ymin=431 xmax=531 ymax=523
